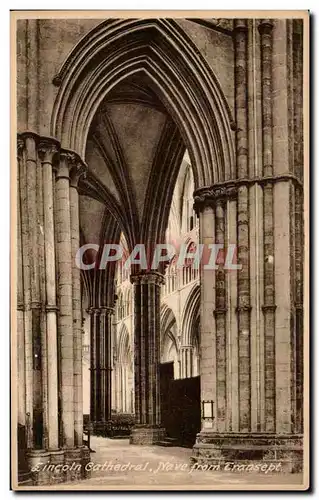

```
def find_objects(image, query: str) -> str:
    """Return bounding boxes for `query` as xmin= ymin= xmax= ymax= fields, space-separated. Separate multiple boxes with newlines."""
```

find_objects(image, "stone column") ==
xmin=99 ymin=310 xmax=106 ymax=419
xmin=18 ymin=138 xmax=33 ymax=447
xmin=293 ymin=20 xmax=304 ymax=432
xmin=214 ymin=199 xmax=227 ymax=432
xmin=192 ymin=185 xmax=236 ymax=439
xmin=234 ymin=19 xmax=252 ymax=433
xmin=89 ymin=308 xmax=101 ymax=426
xmin=69 ymin=160 xmax=87 ymax=447
xmin=89 ymin=305 xmax=113 ymax=432
xmin=226 ymin=197 xmax=239 ymax=432
xmin=180 ymin=346 xmax=193 ymax=378
xmin=195 ymin=201 xmax=217 ymax=434
xmin=102 ymin=308 xmax=113 ymax=423
xmin=25 ymin=133 xmax=44 ymax=449
xmin=38 ymin=139 xmax=60 ymax=451
xmin=130 ymin=272 xmax=165 ymax=445
xmin=258 ymin=19 xmax=276 ymax=433
xmin=271 ymin=19 xmax=303 ymax=471
xmin=17 ymin=140 xmax=26 ymax=427
xmin=54 ymin=151 xmax=74 ymax=449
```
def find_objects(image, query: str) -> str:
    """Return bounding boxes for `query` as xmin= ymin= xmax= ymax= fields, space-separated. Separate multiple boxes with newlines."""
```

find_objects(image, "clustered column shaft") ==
xmin=69 ymin=163 xmax=86 ymax=447
xmin=234 ymin=19 xmax=251 ymax=432
xmin=17 ymin=134 xmax=88 ymax=464
xmin=130 ymin=272 xmax=165 ymax=445
xmin=38 ymin=139 xmax=60 ymax=451
xmin=259 ymin=19 xmax=276 ymax=433
xmin=214 ymin=200 xmax=227 ymax=431
xmin=55 ymin=151 xmax=75 ymax=448
xmin=16 ymin=134 xmax=91 ymax=484
xmin=89 ymin=306 xmax=114 ymax=427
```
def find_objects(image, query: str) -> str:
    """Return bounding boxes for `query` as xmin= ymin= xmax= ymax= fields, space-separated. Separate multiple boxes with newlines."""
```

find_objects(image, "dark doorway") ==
xmin=160 ymin=362 xmax=201 ymax=447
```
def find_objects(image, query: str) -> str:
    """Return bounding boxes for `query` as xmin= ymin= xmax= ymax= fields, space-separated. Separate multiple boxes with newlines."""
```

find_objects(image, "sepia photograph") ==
xmin=10 ymin=10 xmax=309 ymax=491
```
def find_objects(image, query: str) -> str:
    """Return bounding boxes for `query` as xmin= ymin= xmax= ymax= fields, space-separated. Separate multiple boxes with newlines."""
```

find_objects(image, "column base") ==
xmin=22 ymin=447 xmax=91 ymax=486
xmin=130 ymin=425 xmax=166 ymax=445
xmin=27 ymin=449 xmax=50 ymax=485
xmin=48 ymin=449 xmax=65 ymax=484
xmin=80 ymin=445 xmax=92 ymax=480
xmin=191 ymin=432 xmax=303 ymax=473
xmin=64 ymin=448 xmax=82 ymax=482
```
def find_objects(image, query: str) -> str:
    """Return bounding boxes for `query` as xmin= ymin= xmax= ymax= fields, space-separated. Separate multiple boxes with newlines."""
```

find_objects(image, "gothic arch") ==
xmin=51 ymin=18 xmax=235 ymax=187
xmin=116 ymin=323 xmax=133 ymax=413
xmin=117 ymin=323 xmax=132 ymax=366
xmin=160 ymin=305 xmax=178 ymax=357
xmin=180 ymin=283 xmax=200 ymax=346
xmin=160 ymin=305 xmax=179 ymax=379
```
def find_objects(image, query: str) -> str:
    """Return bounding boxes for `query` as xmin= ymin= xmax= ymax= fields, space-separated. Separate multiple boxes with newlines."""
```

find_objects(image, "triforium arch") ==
xmin=160 ymin=306 xmax=179 ymax=378
xmin=180 ymin=284 xmax=200 ymax=379
xmin=116 ymin=324 xmax=134 ymax=414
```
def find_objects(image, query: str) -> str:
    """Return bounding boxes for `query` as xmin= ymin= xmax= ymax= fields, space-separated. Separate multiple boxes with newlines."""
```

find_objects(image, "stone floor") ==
xmin=62 ymin=436 xmax=306 ymax=490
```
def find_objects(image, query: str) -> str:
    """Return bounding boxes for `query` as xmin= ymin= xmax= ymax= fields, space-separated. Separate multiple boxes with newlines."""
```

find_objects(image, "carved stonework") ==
xmin=258 ymin=18 xmax=274 ymax=35
xmin=17 ymin=136 xmax=25 ymax=159
xmin=130 ymin=271 xmax=165 ymax=286
xmin=38 ymin=138 xmax=60 ymax=163
xmin=193 ymin=183 xmax=237 ymax=214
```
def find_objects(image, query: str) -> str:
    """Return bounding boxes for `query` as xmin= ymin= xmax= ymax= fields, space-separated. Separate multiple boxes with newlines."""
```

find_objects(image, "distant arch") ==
xmin=160 ymin=305 xmax=179 ymax=378
xmin=180 ymin=283 xmax=200 ymax=346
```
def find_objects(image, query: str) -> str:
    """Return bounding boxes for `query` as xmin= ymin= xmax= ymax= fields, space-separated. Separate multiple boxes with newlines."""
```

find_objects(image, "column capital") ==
xmin=233 ymin=19 xmax=248 ymax=35
xmin=89 ymin=306 xmax=115 ymax=316
xmin=100 ymin=306 xmax=115 ymax=316
xmin=70 ymin=162 xmax=88 ymax=188
xmin=261 ymin=304 xmax=277 ymax=313
xmin=130 ymin=271 xmax=165 ymax=286
xmin=38 ymin=137 xmax=60 ymax=163
xmin=17 ymin=136 xmax=25 ymax=159
xmin=213 ymin=308 xmax=228 ymax=317
xmin=55 ymin=149 xmax=87 ymax=183
xmin=193 ymin=182 xmax=237 ymax=214
xmin=258 ymin=19 xmax=274 ymax=35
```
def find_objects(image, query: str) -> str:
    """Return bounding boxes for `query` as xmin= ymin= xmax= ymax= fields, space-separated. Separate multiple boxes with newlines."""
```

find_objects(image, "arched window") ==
xmin=127 ymin=288 xmax=132 ymax=316
xmin=181 ymin=166 xmax=196 ymax=234
xmin=117 ymin=291 xmax=124 ymax=321
xmin=160 ymin=307 xmax=179 ymax=379
xmin=116 ymin=325 xmax=133 ymax=414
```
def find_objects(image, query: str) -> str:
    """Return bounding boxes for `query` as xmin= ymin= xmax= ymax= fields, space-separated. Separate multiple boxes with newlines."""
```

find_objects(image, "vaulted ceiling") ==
xmin=79 ymin=72 xmax=185 ymax=254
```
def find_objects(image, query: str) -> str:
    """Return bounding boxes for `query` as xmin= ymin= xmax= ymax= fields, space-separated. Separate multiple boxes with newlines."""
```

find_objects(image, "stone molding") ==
xmin=17 ymin=133 xmax=88 ymax=188
xmin=88 ymin=306 xmax=115 ymax=316
xmin=193 ymin=174 xmax=303 ymax=213
xmin=232 ymin=19 xmax=248 ymax=35
xmin=261 ymin=304 xmax=277 ymax=313
xmin=130 ymin=271 xmax=165 ymax=286
xmin=38 ymin=138 xmax=60 ymax=162
xmin=258 ymin=18 xmax=274 ymax=35
xmin=193 ymin=183 xmax=237 ymax=213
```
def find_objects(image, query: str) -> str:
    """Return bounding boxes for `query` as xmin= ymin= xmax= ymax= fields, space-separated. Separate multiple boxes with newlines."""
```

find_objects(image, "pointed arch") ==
xmin=160 ymin=305 xmax=178 ymax=358
xmin=180 ymin=283 xmax=200 ymax=346
xmin=51 ymin=18 xmax=235 ymax=187
xmin=117 ymin=323 xmax=132 ymax=364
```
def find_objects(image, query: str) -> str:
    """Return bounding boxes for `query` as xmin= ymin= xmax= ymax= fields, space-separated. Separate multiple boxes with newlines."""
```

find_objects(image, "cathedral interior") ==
xmin=15 ymin=17 xmax=305 ymax=485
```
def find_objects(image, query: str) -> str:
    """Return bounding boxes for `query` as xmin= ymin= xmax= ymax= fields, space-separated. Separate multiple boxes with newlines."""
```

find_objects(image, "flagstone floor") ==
xmin=62 ymin=436 xmax=305 ymax=490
